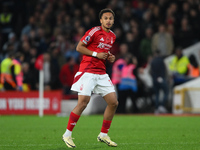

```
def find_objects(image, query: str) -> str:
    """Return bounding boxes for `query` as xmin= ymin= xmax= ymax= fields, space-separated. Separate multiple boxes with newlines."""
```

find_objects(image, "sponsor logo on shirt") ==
xmin=97 ymin=42 xmax=112 ymax=50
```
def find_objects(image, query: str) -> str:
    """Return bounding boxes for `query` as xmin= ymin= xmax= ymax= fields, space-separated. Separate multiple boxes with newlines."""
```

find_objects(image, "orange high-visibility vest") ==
xmin=0 ymin=58 xmax=16 ymax=88
xmin=188 ymin=64 xmax=200 ymax=77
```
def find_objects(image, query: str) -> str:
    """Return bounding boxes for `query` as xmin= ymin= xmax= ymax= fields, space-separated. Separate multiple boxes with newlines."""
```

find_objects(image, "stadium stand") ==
xmin=1 ymin=0 xmax=200 ymax=114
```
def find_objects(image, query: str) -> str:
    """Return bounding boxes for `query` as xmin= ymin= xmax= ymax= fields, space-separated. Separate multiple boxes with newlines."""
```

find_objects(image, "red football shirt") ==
xmin=79 ymin=26 xmax=116 ymax=74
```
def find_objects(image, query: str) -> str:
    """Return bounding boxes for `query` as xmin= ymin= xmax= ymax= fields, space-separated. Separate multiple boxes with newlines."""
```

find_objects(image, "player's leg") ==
xmin=65 ymin=95 xmax=90 ymax=135
xmin=62 ymin=72 xmax=94 ymax=148
xmin=97 ymin=92 xmax=118 ymax=147
xmin=72 ymin=95 xmax=91 ymax=115
xmin=103 ymin=92 xmax=118 ymax=121
xmin=63 ymin=95 xmax=90 ymax=148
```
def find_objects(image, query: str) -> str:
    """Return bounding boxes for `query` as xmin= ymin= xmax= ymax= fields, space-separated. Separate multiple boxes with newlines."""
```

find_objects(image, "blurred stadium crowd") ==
xmin=1 ymin=0 xmax=200 ymax=113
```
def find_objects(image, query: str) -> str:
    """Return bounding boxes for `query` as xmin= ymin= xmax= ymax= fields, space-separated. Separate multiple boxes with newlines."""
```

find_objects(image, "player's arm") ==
xmin=107 ymin=52 xmax=115 ymax=63
xmin=76 ymin=41 xmax=108 ymax=60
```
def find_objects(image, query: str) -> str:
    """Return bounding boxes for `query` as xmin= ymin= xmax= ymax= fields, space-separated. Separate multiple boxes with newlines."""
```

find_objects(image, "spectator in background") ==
xmin=62 ymin=14 xmax=73 ymax=35
xmin=152 ymin=24 xmax=174 ymax=57
xmin=21 ymin=16 xmax=37 ymax=37
xmin=165 ymin=3 xmax=177 ymax=26
xmin=111 ymin=43 xmax=129 ymax=88
xmin=55 ymin=34 xmax=68 ymax=54
xmin=43 ymin=52 xmax=51 ymax=91
xmin=28 ymin=29 xmax=40 ymax=48
xmin=2 ymin=43 xmax=15 ymax=58
xmin=189 ymin=8 xmax=200 ymax=41
xmin=37 ymin=27 xmax=48 ymax=54
xmin=139 ymin=27 xmax=153 ymax=64
xmin=65 ymin=42 xmax=80 ymax=63
xmin=150 ymin=51 xmax=169 ymax=114
xmin=73 ymin=26 xmax=85 ymax=43
xmin=43 ymin=52 xmax=60 ymax=90
xmin=27 ymin=47 xmax=38 ymax=69
xmin=59 ymin=57 xmax=79 ymax=95
xmin=118 ymin=55 xmax=139 ymax=113
xmin=151 ymin=5 xmax=162 ymax=30
xmin=37 ymin=14 xmax=51 ymax=37
xmin=50 ymin=46 xmax=66 ymax=69
xmin=188 ymin=54 xmax=200 ymax=78
xmin=129 ymin=19 xmax=141 ymax=58
xmin=141 ymin=10 xmax=154 ymax=32
xmin=137 ymin=55 xmax=153 ymax=106
xmin=134 ymin=0 xmax=146 ymax=20
xmin=22 ymin=62 xmax=36 ymax=91
xmin=112 ymin=53 xmax=131 ymax=113
xmin=12 ymin=52 xmax=24 ymax=91
xmin=20 ymin=41 xmax=31 ymax=63
xmin=82 ymin=15 xmax=92 ymax=31
xmin=118 ymin=43 xmax=129 ymax=58
xmin=0 ymin=52 xmax=16 ymax=90
xmin=177 ymin=17 xmax=195 ymax=48
xmin=112 ymin=53 xmax=128 ymax=87
xmin=124 ymin=32 xmax=139 ymax=58
xmin=169 ymin=47 xmax=191 ymax=86
xmin=166 ymin=24 xmax=177 ymax=49
xmin=0 ymin=5 xmax=14 ymax=47
xmin=181 ymin=2 xmax=190 ymax=18
xmin=110 ymin=27 xmax=123 ymax=58
xmin=3 ymin=32 xmax=19 ymax=54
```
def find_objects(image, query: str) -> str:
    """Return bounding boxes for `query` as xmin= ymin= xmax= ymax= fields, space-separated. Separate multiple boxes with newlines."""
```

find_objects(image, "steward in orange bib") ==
xmin=0 ymin=52 xmax=16 ymax=90
xmin=188 ymin=54 xmax=200 ymax=78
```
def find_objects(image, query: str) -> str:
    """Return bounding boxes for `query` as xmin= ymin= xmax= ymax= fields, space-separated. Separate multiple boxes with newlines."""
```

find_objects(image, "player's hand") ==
xmin=96 ymin=52 xmax=108 ymax=60
xmin=108 ymin=53 xmax=115 ymax=63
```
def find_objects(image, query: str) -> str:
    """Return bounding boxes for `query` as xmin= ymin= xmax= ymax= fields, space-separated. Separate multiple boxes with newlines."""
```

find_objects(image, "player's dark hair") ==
xmin=99 ymin=8 xmax=115 ymax=19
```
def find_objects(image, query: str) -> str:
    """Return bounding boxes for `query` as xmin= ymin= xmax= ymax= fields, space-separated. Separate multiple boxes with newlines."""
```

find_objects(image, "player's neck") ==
xmin=101 ymin=25 xmax=110 ymax=33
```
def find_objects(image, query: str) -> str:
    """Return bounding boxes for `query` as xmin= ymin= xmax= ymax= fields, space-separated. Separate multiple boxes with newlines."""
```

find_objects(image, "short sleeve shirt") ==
xmin=79 ymin=26 xmax=116 ymax=74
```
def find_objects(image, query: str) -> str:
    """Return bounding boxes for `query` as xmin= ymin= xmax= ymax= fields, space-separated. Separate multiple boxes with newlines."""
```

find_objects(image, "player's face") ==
xmin=100 ymin=12 xmax=114 ymax=30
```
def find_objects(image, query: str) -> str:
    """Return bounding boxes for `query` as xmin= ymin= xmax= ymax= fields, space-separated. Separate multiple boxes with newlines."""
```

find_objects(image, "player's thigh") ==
xmin=77 ymin=95 xmax=91 ymax=106
xmin=103 ymin=92 xmax=118 ymax=106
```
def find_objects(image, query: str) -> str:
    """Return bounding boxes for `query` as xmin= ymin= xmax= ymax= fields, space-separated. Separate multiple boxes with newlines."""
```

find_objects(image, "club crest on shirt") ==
xmin=80 ymin=84 xmax=83 ymax=91
xmin=85 ymin=36 xmax=90 ymax=42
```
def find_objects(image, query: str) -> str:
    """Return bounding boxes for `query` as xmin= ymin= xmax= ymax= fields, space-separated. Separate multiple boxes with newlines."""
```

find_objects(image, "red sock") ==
xmin=101 ymin=120 xmax=112 ymax=133
xmin=67 ymin=112 xmax=80 ymax=131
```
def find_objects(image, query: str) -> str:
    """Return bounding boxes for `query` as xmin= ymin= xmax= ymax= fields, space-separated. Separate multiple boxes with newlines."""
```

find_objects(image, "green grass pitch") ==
xmin=0 ymin=115 xmax=200 ymax=150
